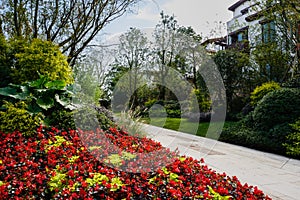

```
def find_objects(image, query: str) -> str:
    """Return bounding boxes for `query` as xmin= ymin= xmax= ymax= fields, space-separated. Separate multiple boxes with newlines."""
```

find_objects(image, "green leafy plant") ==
xmin=104 ymin=151 xmax=136 ymax=167
xmin=284 ymin=119 xmax=300 ymax=157
xmin=208 ymin=186 xmax=232 ymax=200
xmin=0 ymin=74 xmax=79 ymax=129
xmin=253 ymin=88 xmax=300 ymax=131
xmin=250 ymin=81 xmax=281 ymax=106
xmin=86 ymin=173 xmax=109 ymax=187
xmin=44 ymin=109 xmax=76 ymax=130
xmin=189 ymin=89 xmax=211 ymax=112
xmin=0 ymin=101 xmax=43 ymax=136
xmin=9 ymin=38 xmax=73 ymax=85
xmin=48 ymin=165 xmax=68 ymax=192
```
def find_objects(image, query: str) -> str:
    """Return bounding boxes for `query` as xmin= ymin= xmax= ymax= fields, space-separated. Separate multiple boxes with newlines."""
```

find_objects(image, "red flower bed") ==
xmin=0 ymin=126 xmax=271 ymax=199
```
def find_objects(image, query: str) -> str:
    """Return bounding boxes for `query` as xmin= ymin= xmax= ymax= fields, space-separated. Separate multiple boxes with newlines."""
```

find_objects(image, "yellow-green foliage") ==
xmin=104 ymin=151 xmax=136 ymax=167
xmin=250 ymin=81 xmax=281 ymax=106
xmin=48 ymin=165 xmax=68 ymax=192
xmin=190 ymin=89 xmax=211 ymax=112
xmin=0 ymin=101 xmax=43 ymax=136
xmin=284 ymin=119 xmax=300 ymax=157
xmin=9 ymin=38 xmax=73 ymax=84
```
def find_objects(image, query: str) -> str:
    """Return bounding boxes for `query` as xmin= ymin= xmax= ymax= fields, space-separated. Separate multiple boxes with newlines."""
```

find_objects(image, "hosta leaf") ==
xmin=27 ymin=103 xmax=43 ymax=114
xmin=0 ymin=86 xmax=17 ymax=97
xmin=55 ymin=94 xmax=70 ymax=107
xmin=29 ymin=75 xmax=48 ymax=88
xmin=45 ymin=80 xmax=66 ymax=90
xmin=36 ymin=97 xmax=54 ymax=110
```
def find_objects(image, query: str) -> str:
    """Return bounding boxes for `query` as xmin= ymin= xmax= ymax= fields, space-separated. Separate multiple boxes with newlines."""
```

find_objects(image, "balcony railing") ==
xmin=226 ymin=41 xmax=250 ymax=53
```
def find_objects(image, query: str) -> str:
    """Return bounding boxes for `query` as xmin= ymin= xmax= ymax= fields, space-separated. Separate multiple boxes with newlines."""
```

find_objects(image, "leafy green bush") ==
xmin=0 ymin=101 xmax=43 ymax=136
xmin=252 ymin=88 xmax=300 ymax=131
xmin=0 ymin=74 xmax=78 ymax=115
xmin=9 ymin=38 xmax=73 ymax=84
xmin=72 ymin=105 xmax=115 ymax=131
xmin=250 ymin=81 xmax=281 ymax=106
xmin=284 ymin=119 xmax=300 ymax=157
xmin=190 ymin=89 xmax=211 ymax=112
xmin=220 ymin=121 xmax=284 ymax=154
xmin=44 ymin=109 xmax=76 ymax=131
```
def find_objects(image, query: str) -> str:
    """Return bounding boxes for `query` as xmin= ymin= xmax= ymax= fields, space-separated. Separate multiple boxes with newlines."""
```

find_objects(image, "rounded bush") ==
xmin=250 ymin=81 xmax=281 ymax=106
xmin=9 ymin=38 xmax=73 ymax=84
xmin=253 ymin=88 xmax=300 ymax=131
xmin=0 ymin=101 xmax=43 ymax=136
xmin=44 ymin=109 xmax=76 ymax=130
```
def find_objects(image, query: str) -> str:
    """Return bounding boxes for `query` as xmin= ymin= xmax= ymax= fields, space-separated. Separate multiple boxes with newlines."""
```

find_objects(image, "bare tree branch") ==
xmin=0 ymin=0 xmax=140 ymax=66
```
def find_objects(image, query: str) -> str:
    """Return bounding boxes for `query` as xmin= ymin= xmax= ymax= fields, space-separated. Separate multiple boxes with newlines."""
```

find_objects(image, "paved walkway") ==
xmin=142 ymin=124 xmax=300 ymax=200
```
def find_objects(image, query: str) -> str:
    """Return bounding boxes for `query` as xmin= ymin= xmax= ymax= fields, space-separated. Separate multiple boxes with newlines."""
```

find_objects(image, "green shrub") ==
xmin=44 ymin=109 xmax=76 ymax=131
xmin=189 ymin=89 xmax=211 ymax=113
xmin=145 ymin=99 xmax=156 ymax=108
xmin=252 ymin=88 xmax=300 ymax=131
xmin=284 ymin=119 xmax=300 ymax=157
xmin=250 ymin=81 xmax=281 ymax=106
xmin=220 ymin=122 xmax=284 ymax=154
xmin=73 ymin=105 xmax=115 ymax=131
xmin=0 ymin=101 xmax=43 ymax=136
xmin=8 ymin=38 xmax=73 ymax=84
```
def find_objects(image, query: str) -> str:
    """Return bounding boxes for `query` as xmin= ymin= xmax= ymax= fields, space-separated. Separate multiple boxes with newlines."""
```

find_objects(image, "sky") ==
xmin=101 ymin=0 xmax=238 ymax=42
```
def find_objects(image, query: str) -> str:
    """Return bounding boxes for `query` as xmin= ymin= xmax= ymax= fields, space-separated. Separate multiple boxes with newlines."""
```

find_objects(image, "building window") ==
xmin=262 ymin=21 xmax=276 ymax=43
xmin=229 ymin=29 xmax=248 ymax=45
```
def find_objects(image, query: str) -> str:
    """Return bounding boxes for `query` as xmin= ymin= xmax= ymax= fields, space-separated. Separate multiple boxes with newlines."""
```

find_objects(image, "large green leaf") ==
xmin=55 ymin=94 xmax=78 ymax=110
xmin=55 ymin=94 xmax=70 ymax=107
xmin=45 ymin=80 xmax=66 ymax=90
xmin=29 ymin=75 xmax=48 ymax=89
xmin=27 ymin=103 xmax=43 ymax=114
xmin=0 ymin=87 xmax=17 ymax=97
xmin=36 ymin=96 xmax=55 ymax=110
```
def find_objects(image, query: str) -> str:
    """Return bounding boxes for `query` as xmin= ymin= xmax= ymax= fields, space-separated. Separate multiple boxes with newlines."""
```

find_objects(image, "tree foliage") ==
xmin=12 ymin=38 xmax=73 ymax=84
xmin=0 ymin=0 xmax=140 ymax=65
xmin=116 ymin=27 xmax=148 ymax=107
xmin=250 ymin=81 xmax=281 ymax=106
xmin=213 ymin=49 xmax=250 ymax=111
xmin=0 ymin=36 xmax=73 ymax=86
xmin=252 ymin=42 xmax=290 ymax=82
xmin=254 ymin=0 xmax=300 ymax=75
xmin=152 ymin=11 xmax=180 ymax=101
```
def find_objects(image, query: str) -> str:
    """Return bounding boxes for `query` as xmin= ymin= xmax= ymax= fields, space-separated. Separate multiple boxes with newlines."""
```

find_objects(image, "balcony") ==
xmin=227 ymin=40 xmax=250 ymax=53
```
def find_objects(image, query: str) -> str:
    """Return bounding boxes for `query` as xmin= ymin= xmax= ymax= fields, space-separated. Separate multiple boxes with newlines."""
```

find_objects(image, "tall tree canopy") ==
xmin=0 ymin=0 xmax=140 ymax=66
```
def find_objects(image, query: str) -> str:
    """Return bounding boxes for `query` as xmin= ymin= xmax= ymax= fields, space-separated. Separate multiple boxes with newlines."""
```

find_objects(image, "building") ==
xmin=227 ymin=0 xmax=300 ymax=53
xmin=201 ymin=37 xmax=227 ymax=55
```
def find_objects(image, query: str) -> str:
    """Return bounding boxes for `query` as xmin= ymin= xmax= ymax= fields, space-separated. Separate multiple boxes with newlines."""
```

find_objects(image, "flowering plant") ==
xmin=0 ymin=126 xmax=271 ymax=199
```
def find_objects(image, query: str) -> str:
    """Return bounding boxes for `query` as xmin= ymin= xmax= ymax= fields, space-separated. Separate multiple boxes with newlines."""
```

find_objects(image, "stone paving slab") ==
xmin=142 ymin=124 xmax=300 ymax=200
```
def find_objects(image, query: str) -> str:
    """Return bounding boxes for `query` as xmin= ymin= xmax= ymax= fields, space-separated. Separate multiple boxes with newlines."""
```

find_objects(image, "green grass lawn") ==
xmin=141 ymin=117 xmax=235 ymax=137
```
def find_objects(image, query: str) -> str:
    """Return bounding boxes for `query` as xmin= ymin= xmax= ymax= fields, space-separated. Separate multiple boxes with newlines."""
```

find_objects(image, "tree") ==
xmin=253 ymin=0 xmax=300 ymax=76
xmin=213 ymin=49 xmax=250 ymax=112
xmin=252 ymin=42 xmax=290 ymax=82
xmin=73 ymin=45 xmax=115 ymax=103
xmin=116 ymin=27 xmax=148 ymax=108
xmin=152 ymin=11 xmax=180 ymax=101
xmin=177 ymin=26 xmax=202 ymax=89
xmin=0 ymin=0 xmax=140 ymax=66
